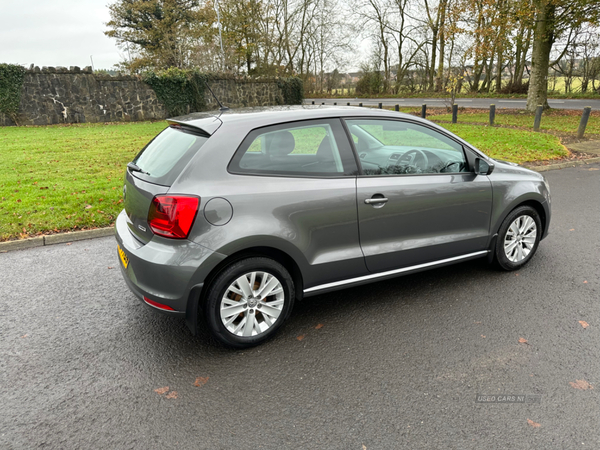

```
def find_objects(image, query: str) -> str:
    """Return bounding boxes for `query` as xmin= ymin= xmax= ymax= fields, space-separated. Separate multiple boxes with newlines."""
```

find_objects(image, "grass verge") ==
xmin=439 ymin=124 xmax=568 ymax=163
xmin=0 ymin=121 xmax=167 ymax=241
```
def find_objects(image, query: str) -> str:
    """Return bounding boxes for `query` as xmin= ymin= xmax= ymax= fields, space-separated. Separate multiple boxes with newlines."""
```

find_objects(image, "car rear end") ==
xmin=115 ymin=116 xmax=226 ymax=318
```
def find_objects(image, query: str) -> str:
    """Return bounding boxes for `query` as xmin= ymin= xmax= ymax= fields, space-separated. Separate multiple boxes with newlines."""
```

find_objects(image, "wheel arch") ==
xmin=492 ymin=196 xmax=548 ymax=237
xmin=203 ymin=246 xmax=304 ymax=302
xmin=186 ymin=245 xmax=305 ymax=330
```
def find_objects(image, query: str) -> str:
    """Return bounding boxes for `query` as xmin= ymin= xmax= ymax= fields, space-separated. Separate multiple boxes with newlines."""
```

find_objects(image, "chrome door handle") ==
xmin=364 ymin=197 xmax=388 ymax=204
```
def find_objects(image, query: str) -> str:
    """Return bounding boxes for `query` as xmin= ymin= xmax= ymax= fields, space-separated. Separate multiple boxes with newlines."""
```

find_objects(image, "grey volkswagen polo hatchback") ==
xmin=115 ymin=106 xmax=551 ymax=348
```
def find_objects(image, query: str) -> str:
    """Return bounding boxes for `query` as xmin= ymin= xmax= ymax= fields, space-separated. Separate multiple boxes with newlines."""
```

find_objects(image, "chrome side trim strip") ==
xmin=304 ymin=250 xmax=489 ymax=294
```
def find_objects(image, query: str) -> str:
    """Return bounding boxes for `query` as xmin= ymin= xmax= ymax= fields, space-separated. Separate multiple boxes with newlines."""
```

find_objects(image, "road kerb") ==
xmin=526 ymin=156 xmax=600 ymax=172
xmin=0 ymin=236 xmax=45 ymax=253
xmin=44 ymin=228 xmax=114 ymax=245
xmin=0 ymin=227 xmax=114 ymax=253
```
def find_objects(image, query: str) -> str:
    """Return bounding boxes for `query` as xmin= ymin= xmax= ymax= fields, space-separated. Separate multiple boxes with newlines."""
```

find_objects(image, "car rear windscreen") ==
xmin=132 ymin=126 xmax=209 ymax=186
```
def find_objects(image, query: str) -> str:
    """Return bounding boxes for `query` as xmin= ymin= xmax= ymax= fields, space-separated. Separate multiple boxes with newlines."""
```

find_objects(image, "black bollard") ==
xmin=395 ymin=104 xmax=399 ymax=112
xmin=311 ymin=101 xmax=315 ymax=105
xmin=533 ymin=105 xmax=543 ymax=131
xmin=489 ymin=104 xmax=496 ymax=126
xmin=421 ymin=104 xmax=427 ymax=118
xmin=359 ymin=102 xmax=363 ymax=107
xmin=452 ymin=104 xmax=458 ymax=123
xmin=577 ymin=107 xmax=592 ymax=138
xmin=347 ymin=102 xmax=350 ymax=106
xmin=378 ymin=102 xmax=382 ymax=109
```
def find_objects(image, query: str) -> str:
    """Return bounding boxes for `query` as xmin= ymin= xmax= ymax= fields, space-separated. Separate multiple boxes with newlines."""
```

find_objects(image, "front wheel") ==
xmin=204 ymin=257 xmax=295 ymax=348
xmin=494 ymin=205 xmax=542 ymax=271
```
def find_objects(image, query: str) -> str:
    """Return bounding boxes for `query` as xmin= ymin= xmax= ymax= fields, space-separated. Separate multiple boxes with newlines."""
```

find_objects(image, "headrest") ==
xmin=266 ymin=131 xmax=295 ymax=157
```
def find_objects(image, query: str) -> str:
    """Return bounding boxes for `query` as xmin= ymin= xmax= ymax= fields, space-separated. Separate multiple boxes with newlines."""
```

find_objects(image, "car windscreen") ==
xmin=131 ymin=126 xmax=209 ymax=186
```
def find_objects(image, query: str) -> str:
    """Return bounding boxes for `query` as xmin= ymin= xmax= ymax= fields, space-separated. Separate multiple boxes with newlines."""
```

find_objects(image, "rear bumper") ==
xmin=114 ymin=210 xmax=226 ymax=314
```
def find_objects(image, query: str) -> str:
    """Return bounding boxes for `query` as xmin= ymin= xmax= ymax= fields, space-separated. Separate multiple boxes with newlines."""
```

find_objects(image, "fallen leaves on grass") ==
xmin=569 ymin=379 xmax=593 ymax=390
xmin=579 ymin=320 xmax=589 ymax=329
xmin=194 ymin=376 xmax=209 ymax=387
xmin=527 ymin=419 xmax=541 ymax=428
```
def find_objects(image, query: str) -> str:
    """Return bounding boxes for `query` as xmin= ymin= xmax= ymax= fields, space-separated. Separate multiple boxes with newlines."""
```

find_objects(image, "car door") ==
xmin=345 ymin=118 xmax=493 ymax=273
xmin=226 ymin=118 xmax=367 ymax=289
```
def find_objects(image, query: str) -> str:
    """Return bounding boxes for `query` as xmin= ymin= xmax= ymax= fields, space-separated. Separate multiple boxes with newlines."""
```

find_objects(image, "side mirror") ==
xmin=475 ymin=158 xmax=495 ymax=175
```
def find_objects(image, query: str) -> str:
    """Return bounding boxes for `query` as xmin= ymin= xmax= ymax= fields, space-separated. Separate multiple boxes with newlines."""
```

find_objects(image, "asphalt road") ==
xmin=1 ymin=164 xmax=598 ymax=449
xmin=305 ymin=97 xmax=600 ymax=110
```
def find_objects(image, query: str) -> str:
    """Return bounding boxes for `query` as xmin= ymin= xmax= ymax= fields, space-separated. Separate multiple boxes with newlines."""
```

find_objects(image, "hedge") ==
xmin=0 ymin=63 xmax=26 ymax=123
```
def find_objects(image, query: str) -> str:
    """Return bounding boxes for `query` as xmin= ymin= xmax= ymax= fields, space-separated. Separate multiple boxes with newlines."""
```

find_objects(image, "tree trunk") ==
xmin=429 ymin=27 xmax=438 ymax=90
xmin=526 ymin=0 xmax=555 ymax=111
xmin=434 ymin=0 xmax=447 ymax=92
xmin=495 ymin=41 xmax=503 ymax=92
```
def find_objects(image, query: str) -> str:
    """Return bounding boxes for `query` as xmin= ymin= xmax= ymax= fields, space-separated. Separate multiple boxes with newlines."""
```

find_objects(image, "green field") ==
xmin=0 ymin=118 xmax=572 ymax=241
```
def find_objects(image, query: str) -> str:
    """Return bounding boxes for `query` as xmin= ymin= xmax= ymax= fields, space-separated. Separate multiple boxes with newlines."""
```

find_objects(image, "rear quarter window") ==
xmin=132 ymin=126 xmax=209 ymax=186
xmin=228 ymin=119 xmax=358 ymax=177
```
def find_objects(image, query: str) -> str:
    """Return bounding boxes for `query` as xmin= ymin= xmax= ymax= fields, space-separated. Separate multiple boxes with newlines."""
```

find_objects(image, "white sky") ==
xmin=0 ymin=0 xmax=123 ymax=70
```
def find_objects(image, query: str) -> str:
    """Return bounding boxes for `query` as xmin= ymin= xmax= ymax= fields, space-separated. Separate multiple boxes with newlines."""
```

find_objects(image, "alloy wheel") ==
xmin=220 ymin=271 xmax=285 ymax=337
xmin=503 ymin=215 xmax=537 ymax=263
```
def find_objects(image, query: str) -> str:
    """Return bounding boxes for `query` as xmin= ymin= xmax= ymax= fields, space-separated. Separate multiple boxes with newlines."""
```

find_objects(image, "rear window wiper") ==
xmin=127 ymin=162 xmax=150 ymax=175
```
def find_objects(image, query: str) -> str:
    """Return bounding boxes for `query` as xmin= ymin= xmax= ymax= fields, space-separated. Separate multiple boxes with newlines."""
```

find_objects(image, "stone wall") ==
xmin=0 ymin=66 xmax=287 ymax=126
xmin=0 ymin=66 xmax=165 ymax=126
xmin=204 ymin=77 xmax=284 ymax=110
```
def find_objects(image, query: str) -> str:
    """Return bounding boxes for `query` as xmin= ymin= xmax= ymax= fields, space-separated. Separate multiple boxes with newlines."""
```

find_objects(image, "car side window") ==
xmin=229 ymin=119 xmax=358 ymax=176
xmin=345 ymin=119 xmax=468 ymax=176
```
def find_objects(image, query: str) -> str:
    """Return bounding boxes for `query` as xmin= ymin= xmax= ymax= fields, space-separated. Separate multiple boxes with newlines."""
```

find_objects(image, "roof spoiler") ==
xmin=167 ymin=113 xmax=223 ymax=136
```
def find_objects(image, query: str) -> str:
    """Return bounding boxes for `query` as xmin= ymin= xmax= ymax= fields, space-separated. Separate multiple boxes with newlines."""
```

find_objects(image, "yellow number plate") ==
xmin=117 ymin=245 xmax=129 ymax=269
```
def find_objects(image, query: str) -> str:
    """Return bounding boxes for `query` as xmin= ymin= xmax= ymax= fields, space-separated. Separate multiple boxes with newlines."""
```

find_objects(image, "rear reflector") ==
xmin=148 ymin=195 xmax=199 ymax=239
xmin=143 ymin=296 xmax=176 ymax=311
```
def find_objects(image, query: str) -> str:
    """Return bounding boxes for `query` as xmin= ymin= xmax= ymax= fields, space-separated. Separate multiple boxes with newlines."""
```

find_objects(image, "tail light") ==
xmin=148 ymin=195 xmax=199 ymax=239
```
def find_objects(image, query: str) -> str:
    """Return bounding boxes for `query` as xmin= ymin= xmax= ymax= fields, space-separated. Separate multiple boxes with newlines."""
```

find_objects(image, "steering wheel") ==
xmin=396 ymin=149 xmax=429 ymax=173
xmin=439 ymin=160 xmax=465 ymax=173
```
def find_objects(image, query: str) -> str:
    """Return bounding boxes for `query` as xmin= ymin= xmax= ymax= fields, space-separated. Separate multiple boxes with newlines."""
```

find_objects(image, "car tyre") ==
xmin=205 ymin=257 xmax=295 ymax=348
xmin=494 ymin=205 xmax=542 ymax=271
